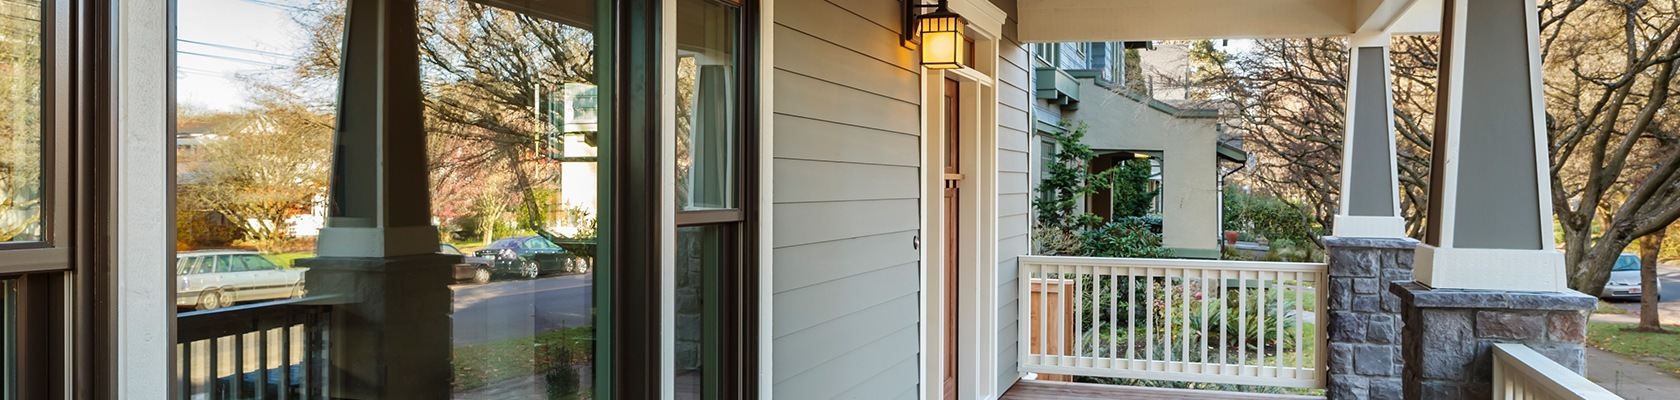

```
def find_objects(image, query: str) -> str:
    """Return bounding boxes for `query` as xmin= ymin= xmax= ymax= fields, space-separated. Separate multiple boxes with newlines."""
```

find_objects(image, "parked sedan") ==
xmin=1603 ymin=253 xmax=1664 ymax=301
xmin=472 ymin=236 xmax=588 ymax=279
xmin=441 ymin=243 xmax=496 ymax=284
xmin=176 ymin=250 xmax=307 ymax=310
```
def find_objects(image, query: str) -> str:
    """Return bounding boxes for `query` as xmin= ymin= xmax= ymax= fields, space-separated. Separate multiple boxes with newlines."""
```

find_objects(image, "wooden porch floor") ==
xmin=1001 ymin=380 xmax=1326 ymax=400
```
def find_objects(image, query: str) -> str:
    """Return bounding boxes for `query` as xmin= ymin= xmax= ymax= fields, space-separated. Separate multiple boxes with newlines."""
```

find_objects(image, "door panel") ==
xmin=941 ymin=78 xmax=960 ymax=400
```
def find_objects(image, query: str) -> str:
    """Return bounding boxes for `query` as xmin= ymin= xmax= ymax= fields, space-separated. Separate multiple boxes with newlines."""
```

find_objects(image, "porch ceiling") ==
xmin=1017 ymin=0 xmax=1443 ymax=42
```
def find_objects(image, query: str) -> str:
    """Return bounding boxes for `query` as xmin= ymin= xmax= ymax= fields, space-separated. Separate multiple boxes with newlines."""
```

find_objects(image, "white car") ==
xmin=176 ymin=250 xmax=307 ymax=310
xmin=1602 ymin=253 xmax=1663 ymax=301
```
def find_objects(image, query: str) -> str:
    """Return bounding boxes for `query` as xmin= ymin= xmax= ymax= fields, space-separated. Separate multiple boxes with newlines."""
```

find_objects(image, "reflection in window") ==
xmin=0 ymin=0 xmax=42 ymax=244
xmin=675 ymin=0 xmax=738 ymax=212
xmin=174 ymin=0 xmax=602 ymax=398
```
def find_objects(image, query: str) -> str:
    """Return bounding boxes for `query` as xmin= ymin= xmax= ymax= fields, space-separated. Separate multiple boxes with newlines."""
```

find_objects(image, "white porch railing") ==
xmin=1492 ymin=343 xmax=1624 ymax=400
xmin=1018 ymin=255 xmax=1328 ymax=389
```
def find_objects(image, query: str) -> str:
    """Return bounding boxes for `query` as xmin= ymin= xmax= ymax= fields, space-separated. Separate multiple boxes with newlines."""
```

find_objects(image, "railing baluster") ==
xmin=1218 ymin=268 xmax=1227 ymax=370
xmin=1037 ymin=263 xmax=1047 ymax=366
xmin=209 ymin=337 xmax=222 ymax=400
xmin=1075 ymin=264 xmax=1085 ymax=364
xmin=1199 ymin=268 xmax=1209 ymax=370
xmin=1294 ymin=271 xmax=1305 ymax=376
xmin=1162 ymin=267 xmax=1173 ymax=364
xmin=258 ymin=328 xmax=269 ymax=400
xmin=1145 ymin=266 xmax=1155 ymax=365
xmin=1180 ymin=268 xmax=1190 ymax=367
xmin=1237 ymin=269 xmax=1247 ymax=370
xmin=1275 ymin=271 xmax=1285 ymax=374
xmin=1257 ymin=271 xmax=1268 ymax=373
xmin=235 ymin=331 xmax=247 ymax=399
xmin=1108 ymin=267 xmax=1117 ymax=363
xmin=1126 ymin=267 xmax=1135 ymax=365
xmin=1057 ymin=263 xmax=1066 ymax=363
xmin=281 ymin=318 xmax=292 ymax=400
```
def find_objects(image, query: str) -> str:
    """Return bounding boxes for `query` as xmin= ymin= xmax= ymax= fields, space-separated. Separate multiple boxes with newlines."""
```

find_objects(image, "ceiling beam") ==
xmin=1018 ymin=0 xmax=1443 ymax=42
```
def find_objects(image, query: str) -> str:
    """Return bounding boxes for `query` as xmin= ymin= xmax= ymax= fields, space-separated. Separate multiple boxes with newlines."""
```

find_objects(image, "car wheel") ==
xmin=197 ymin=289 xmax=226 ymax=311
xmin=521 ymin=260 xmax=541 ymax=279
xmin=473 ymin=266 xmax=492 ymax=284
xmin=290 ymin=282 xmax=307 ymax=299
xmin=563 ymin=258 xmax=577 ymax=273
xmin=575 ymin=258 xmax=591 ymax=274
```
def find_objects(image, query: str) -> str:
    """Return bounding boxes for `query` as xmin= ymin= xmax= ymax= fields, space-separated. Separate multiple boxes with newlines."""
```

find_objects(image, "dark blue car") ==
xmin=473 ymin=236 xmax=588 ymax=279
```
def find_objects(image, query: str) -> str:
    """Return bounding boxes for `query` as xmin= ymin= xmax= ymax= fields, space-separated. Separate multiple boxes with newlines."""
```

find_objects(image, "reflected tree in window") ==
xmin=0 ymin=0 xmax=40 ymax=242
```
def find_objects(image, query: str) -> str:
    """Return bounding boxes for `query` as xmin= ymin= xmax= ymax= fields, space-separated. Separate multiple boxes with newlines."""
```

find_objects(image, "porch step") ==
xmin=1001 ymin=380 xmax=1325 ymax=400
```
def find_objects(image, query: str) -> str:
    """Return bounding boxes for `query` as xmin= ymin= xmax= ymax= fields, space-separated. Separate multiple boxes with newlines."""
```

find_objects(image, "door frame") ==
xmin=918 ymin=0 xmax=1006 ymax=398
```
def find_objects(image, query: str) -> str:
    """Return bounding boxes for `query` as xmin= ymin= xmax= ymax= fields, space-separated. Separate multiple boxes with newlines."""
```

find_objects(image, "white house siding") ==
xmin=770 ymin=0 xmax=924 ymax=398
xmin=994 ymin=9 xmax=1034 ymax=394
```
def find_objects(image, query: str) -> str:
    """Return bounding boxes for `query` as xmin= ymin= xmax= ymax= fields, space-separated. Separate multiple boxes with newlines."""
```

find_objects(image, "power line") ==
xmin=178 ymin=50 xmax=285 ymax=68
xmin=235 ymin=0 xmax=305 ymax=11
xmin=177 ymin=38 xmax=295 ymax=59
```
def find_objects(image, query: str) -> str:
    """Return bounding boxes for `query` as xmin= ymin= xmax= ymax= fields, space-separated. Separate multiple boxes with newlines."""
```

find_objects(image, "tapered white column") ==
xmin=1415 ymin=0 xmax=1564 ymax=291
xmin=1334 ymin=32 xmax=1407 ymax=239
xmin=316 ymin=0 xmax=438 ymax=257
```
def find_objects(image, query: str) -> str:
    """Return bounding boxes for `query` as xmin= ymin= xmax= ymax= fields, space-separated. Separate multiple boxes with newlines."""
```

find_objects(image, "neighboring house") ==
xmin=6 ymin=1 xmax=1617 ymax=400
xmin=1030 ymin=41 xmax=1245 ymax=258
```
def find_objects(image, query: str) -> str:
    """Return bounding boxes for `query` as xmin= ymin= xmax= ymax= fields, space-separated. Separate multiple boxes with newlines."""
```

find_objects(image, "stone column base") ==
xmin=1322 ymin=237 xmax=1416 ymax=400
xmin=1389 ymin=281 xmax=1595 ymax=399
xmin=297 ymin=253 xmax=456 ymax=400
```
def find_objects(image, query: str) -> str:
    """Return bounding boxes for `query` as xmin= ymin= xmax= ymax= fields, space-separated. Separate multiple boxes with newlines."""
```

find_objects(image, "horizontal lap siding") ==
xmin=772 ymin=0 xmax=923 ymax=398
xmin=994 ymin=22 xmax=1032 ymax=395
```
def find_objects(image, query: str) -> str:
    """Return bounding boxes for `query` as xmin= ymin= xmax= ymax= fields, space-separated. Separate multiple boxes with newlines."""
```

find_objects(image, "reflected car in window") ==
xmin=176 ymin=250 xmax=307 ymax=310
xmin=472 ymin=236 xmax=588 ymax=279
xmin=441 ymin=243 xmax=497 ymax=284
xmin=1603 ymin=253 xmax=1664 ymax=301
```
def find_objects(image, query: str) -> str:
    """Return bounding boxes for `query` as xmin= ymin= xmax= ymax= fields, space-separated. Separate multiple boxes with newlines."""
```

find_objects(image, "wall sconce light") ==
xmin=905 ymin=0 xmax=968 ymax=70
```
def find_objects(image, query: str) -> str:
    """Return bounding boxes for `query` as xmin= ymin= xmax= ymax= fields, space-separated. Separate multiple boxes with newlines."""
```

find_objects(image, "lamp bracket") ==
xmin=902 ymin=0 xmax=951 ymax=45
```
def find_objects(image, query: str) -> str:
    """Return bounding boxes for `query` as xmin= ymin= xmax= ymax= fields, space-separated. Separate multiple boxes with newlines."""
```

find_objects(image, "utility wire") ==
xmin=178 ymin=38 xmax=295 ymax=59
xmin=178 ymin=50 xmax=285 ymax=68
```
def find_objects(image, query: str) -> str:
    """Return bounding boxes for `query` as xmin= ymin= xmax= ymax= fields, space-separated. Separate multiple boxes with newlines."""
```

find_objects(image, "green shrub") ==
xmin=1080 ymin=220 xmax=1172 ymax=259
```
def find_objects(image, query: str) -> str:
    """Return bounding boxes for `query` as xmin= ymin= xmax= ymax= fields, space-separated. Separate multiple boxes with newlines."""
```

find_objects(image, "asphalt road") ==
xmin=450 ymin=271 xmax=596 ymax=346
xmin=1607 ymin=263 xmax=1680 ymax=326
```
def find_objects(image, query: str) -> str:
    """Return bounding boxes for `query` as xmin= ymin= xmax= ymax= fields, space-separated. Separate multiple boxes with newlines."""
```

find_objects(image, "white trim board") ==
xmin=117 ymin=0 xmax=174 ymax=397
xmin=919 ymin=0 xmax=1008 ymax=398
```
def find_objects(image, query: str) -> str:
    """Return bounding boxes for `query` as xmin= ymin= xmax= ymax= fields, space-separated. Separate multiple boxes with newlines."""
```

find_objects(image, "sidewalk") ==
xmin=1585 ymin=347 xmax=1680 ymax=400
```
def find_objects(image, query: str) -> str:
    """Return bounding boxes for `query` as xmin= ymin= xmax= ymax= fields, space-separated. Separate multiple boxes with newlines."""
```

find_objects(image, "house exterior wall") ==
xmin=769 ymin=0 xmax=924 ymax=398
xmin=994 ymin=3 xmax=1034 ymax=394
xmin=1073 ymin=81 xmax=1222 ymax=256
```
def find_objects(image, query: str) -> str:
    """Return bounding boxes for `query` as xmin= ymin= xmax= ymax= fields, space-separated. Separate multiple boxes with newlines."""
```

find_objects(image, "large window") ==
xmin=174 ymin=0 xmax=607 ymax=398
xmin=0 ymin=0 xmax=71 ymax=397
xmin=0 ymin=0 xmax=41 ymax=246
xmin=674 ymin=0 xmax=756 ymax=398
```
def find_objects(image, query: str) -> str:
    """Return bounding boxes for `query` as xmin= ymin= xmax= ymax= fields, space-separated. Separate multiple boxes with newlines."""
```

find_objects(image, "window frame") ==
xmin=669 ymin=0 xmax=759 ymax=398
xmin=0 ymin=0 xmax=73 ymax=275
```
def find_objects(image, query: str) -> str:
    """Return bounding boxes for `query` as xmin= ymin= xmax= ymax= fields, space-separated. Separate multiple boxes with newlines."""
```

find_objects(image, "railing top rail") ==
xmin=1018 ymin=255 xmax=1326 ymax=273
xmin=1493 ymin=343 xmax=1625 ymax=400
xmin=176 ymin=295 xmax=342 ymax=343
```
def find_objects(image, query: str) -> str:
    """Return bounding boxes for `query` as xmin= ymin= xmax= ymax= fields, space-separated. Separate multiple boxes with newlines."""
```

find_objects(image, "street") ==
xmin=451 ymin=271 xmax=596 ymax=346
xmin=1608 ymin=263 xmax=1680 ymax=326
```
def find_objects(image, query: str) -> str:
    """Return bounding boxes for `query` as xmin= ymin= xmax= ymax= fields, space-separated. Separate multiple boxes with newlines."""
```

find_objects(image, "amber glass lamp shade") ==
xmin=917 ymin=7 xmax=967 ymax=69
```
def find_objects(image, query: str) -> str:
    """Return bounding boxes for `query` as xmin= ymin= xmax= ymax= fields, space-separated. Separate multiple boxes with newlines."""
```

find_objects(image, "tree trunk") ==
xmin=1639 ymin=230 xmax=1666 ymax=331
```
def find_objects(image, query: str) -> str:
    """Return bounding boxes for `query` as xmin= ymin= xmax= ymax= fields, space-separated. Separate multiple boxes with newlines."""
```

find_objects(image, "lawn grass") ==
xmin=453 ymin=326 xmax=594 ymax=392
xmin=1594 ymin=300 xmax=1629 ymax=315
xmin=1586 ymin=322 xmax=1680 ymax=376
xmin=262 ymin=252 xmax=316 ymax=268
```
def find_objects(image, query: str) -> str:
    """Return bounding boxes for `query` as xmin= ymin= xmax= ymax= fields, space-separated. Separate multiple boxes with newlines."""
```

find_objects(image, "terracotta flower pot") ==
xmin=1224 ymin=230 xmax=1240 ymax=245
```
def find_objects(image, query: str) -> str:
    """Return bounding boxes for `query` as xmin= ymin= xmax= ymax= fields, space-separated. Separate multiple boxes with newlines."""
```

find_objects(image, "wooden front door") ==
xmin=941 ymin=78 xmax=961 ymax=400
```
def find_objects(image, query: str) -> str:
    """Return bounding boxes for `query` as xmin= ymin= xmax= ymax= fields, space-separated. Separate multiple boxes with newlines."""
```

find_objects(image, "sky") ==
xmin=176 ymin=0 xmax=304 ymax=111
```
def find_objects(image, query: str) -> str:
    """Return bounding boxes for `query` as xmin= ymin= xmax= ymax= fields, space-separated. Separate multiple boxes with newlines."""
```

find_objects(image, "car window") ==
xmin=177 ymin=257 xmax=200 ymax=275
xmin=198 ymin=256 xmax=219 ymax=274
xmin=217 ymin=255 xmax=247 ymax=273
xmin=439 ymin=244 xmax=462 ymax=255
xmin=241 ymin=255 xmax=278 ymax=271
xmin=1613 ymin=255 xmax=1641 ymax=271
xmin=526 ymin=238 xmax=551 ymax=249
xmin=490 ymin=238 xmax=522 ymax=248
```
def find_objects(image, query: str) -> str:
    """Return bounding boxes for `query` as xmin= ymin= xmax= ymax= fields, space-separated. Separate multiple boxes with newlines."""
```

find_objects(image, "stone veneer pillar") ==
xmin=1323 ymin=237 xmax=1415 ymax=400
xmin=1389 ymin=282 xmax=1595 ymax=399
